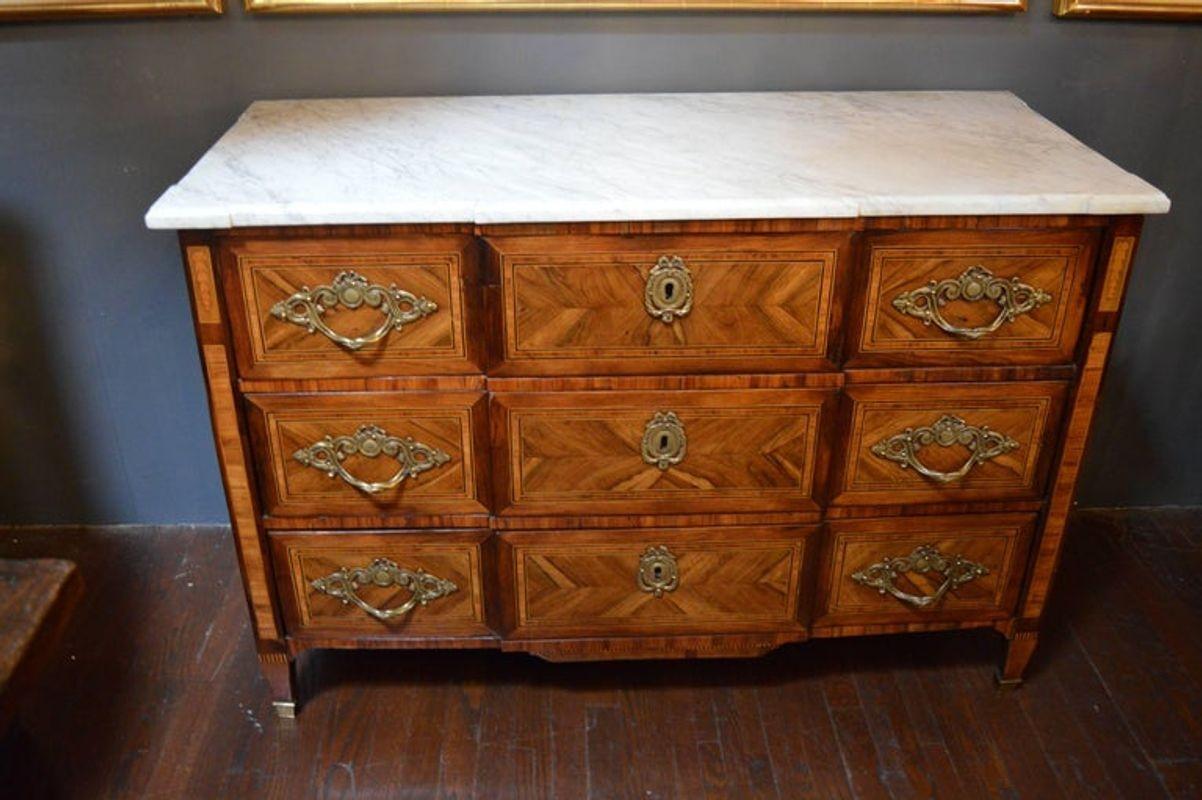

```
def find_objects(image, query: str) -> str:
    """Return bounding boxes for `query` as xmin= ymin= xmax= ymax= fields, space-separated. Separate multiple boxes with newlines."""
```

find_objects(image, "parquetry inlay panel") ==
xmin=493 ymin=389 xmax=828 ymax=515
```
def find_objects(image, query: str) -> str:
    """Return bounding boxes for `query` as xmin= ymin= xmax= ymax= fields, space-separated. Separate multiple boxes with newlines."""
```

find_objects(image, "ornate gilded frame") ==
xmin=246 ymin=0 xmax=1022 ymax=13
xmin=1055 ymin=0 xmax=1202 ymax=16
xmin=0 ymin=0 xmax=219 ymax=20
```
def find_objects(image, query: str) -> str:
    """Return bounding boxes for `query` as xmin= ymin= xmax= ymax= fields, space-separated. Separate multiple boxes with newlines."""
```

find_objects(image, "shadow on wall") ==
xmin=1080 ymin=339 xmax=1173 ymax=509
xmin=0 ymin=213 xmax=93 ymax=523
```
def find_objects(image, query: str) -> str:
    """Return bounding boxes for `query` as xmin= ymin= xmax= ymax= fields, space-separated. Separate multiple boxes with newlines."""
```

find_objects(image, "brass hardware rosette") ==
xmin=891 ymin=265 xmax=1051 ymax=340
xmin=851 ymin=545 xmax=988 ymax=610
xmin=270 ymin=270 xmax=437 ymax=350
xmin=292 ymin=424 xmax=450 ymax=494
xmin=311 ymin=557 xmax=458 ymax=621
xmin=871 ymin=414 xmax=1018 ymax=484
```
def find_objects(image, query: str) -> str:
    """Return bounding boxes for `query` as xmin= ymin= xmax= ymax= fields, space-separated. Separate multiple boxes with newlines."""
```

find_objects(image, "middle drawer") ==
xmin=830 ymin=381 xmax=1068 ymax=506
xmin=491 ymin=388 xmax=833 ymax=516
xmin=245 ymin=391 xmax=490 ymax=518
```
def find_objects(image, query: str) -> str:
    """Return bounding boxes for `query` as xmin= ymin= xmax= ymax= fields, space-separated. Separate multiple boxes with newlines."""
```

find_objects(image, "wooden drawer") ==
xmin=221 ymin=235 xmax=481 ymax=379
xmin=270 ymin=530 xmax=491 ymax=639
xmin=847 ymin=229 xmax=1098 ymax=366
xmin=830 ymin=382 xmax=1067 ymax=506
xmin=498 ymin=526 xmax=812 ymax=638
xmin=488 ymin=233 xmax=847 ymax=374
xmin=491 ymin=388 xmax=832 ymax=516
xmin=245 ymin=392 xmax=490 ymax=519
xmin=815 ymin=514 xmax=1035 ymax=626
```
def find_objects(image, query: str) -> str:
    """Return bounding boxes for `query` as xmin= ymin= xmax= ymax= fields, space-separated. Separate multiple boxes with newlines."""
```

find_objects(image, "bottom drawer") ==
xmin=270 ymin=530 xmax=492 ymax=639
xmin=815 ymin=514 xmax=1035 ymax=626
xmin=499 ymin=526 xmax=813 ymax=638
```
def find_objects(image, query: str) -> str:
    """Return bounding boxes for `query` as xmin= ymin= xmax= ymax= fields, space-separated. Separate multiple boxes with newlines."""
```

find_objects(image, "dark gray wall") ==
xmin=1 ymin=8 xmax=1199 ymax=524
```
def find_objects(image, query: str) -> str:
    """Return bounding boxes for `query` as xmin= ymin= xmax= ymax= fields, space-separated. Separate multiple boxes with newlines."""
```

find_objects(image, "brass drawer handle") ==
xmin=642 ymin=411 xmax=687 ymax=470
xmin=645 ymin=256 xmax=694 ymax=323
xmin=292 ymin=424 xmax=450 ymax=495
xmin=851 ymin=545 xmax=989 ymax=609
xmin=871 ymin=414 xmax=1018 ymax=484
xmin=311 ymin=557 xmax=458 ymax=621
xmin=891 ymin=265 xmax=1052 ymax=340
xmin=270 ymin=270 xmax=438 ymax=350
xmin=637 ymin=545 xmax=680 ymax=597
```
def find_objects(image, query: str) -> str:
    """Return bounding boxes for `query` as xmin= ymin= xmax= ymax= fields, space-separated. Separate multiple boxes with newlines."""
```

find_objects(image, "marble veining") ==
xmin=145 ymin=91 xmax=1169 ymax=229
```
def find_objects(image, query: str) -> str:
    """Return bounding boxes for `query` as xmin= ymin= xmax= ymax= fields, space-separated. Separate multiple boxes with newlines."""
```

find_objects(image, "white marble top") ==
xmin=145 ymin=91 xmax=1169 ymax=230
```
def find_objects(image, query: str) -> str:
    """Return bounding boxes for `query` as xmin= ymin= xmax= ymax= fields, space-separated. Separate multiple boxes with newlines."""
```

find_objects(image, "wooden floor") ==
xmin=0 ymin=509 xmax=1199 ymax=799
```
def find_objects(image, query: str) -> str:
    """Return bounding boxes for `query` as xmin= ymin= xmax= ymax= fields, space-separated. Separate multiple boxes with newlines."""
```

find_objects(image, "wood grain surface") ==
xmin=491 ymin=388 xmax=832 ymax=516
xmin=221 ymin=233 xmax=483 ymax=378
xmin=0 ymin=559 xmax=81 ymax=730
xmin=847 ymin=228 xmax=1098 ymax=366
xmin=172 ymin=215 xmax=1145 ymax=695
xmin=499 ymin=525 xmax=811 ymax=638
xmin=488 ymin=232 xmax=848 ymax=375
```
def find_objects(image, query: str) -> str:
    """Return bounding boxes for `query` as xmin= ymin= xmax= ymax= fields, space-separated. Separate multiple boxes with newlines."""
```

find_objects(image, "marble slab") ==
xmin=145 ymin=91 xmax=1169 ymax=230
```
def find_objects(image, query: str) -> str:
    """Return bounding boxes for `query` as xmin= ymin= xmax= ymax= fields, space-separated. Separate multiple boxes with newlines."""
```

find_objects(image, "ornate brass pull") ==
xmin=637 ymin=545 xmax=680 ymax=597
xmin=891 ymin=265 xmax=1052 ymax=340
xmin=292 ymin=424 xmax=450 ymax=494
xmin=645 ymin=256 xmax=694 ymax=323
xmin=642 ymin=411 xmax=687 ymax=470
xmin=270 ymin=270 xmax=438 ymax=350
xmin=851 ymin=545 xmax=989 ymax=609
xmin=871 ymin=414 xmax=1018 ymax=484
xmin=311 ymin=557 xmax=458 ymax=621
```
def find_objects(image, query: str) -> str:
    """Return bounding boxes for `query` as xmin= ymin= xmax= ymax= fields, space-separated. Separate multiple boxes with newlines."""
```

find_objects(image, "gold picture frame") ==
xmin=1055 ymin=0 xmax=1202 ymax=16
xmin=0 ymin=0 xmax=220 ymax=20
xmin=246 ymin=0 xmax=1023 ymax=13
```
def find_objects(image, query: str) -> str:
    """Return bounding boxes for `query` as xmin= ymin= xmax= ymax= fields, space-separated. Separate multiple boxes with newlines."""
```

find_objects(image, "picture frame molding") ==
xmin=243 ymin=0 xmax=1024 ymax=14
xmin=0 ymin=0 xmax=220 ymax=21
xmin=1054 ymin=0 xmax=1202 ymax=18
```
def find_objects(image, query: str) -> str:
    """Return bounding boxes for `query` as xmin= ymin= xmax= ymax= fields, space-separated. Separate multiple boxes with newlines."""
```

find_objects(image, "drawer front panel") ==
xmin=490 ymin=233 xmax=847 ymax=374
xmin=246 ymin=392 xmax=489 ymax=518
xmin=849 ymin=229 xmax=1098 ymax=366
xmin=492 ymin=389 xmax=830 ymax=516
xmin=816 ymin=514 xmax=1035 ymax=625
xmin=222 ymin=235 xmax=480 ymax=378
xmin=831 ymin=382 xmax=1067 ymax=506
xmin=501 ymin=526 xmax=812 ymax=637
xmin=271 ymin=530 xmax=491 ymax=638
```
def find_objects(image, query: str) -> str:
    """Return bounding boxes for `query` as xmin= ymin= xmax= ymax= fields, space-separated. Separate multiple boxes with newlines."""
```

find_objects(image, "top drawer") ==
xmin=221 ymin=235 xmax=482 ymax=379
xmin=847 ymin=228 xmax=1099 ymax=366
xmin=488 ymin=233 xmax=848 ymax=375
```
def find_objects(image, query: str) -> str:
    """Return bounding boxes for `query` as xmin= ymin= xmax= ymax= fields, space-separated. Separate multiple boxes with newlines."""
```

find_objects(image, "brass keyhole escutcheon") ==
xmin=642 ymin=411 xmax=687 ymax=470
xmin=637 ymin=545 xmax=680 ymax=598
xmin=644 ymin=256 xmax=694 ymax=324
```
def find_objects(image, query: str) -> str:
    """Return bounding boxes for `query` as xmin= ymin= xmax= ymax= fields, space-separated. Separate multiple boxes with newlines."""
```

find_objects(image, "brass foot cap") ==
xmin=272 ymin=700 xmax=297 ymax=719
xmin=994 ymin=670 xmax=1023 ymax=690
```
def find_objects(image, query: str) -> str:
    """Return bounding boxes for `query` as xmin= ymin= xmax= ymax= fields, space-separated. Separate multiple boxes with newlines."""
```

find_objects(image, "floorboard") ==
xmin=0 ymin=509 xmax=1199 ymax=799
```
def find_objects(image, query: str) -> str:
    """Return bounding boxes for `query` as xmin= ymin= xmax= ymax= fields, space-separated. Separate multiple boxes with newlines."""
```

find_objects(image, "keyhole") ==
xmin=653 ymin=565 xmax=663 ymax=579
xmin=659 ymin=434 xmax=670 ymax=451
xmin=663 ymin=281 xmax=675 ymax=300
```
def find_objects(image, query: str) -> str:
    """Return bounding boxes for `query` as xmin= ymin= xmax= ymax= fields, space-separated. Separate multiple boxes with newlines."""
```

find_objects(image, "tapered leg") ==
xmin=259 ymin=651 xmax=299 ymax=718
xmin=997 ymin=630 xmax=1039 ymax=688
